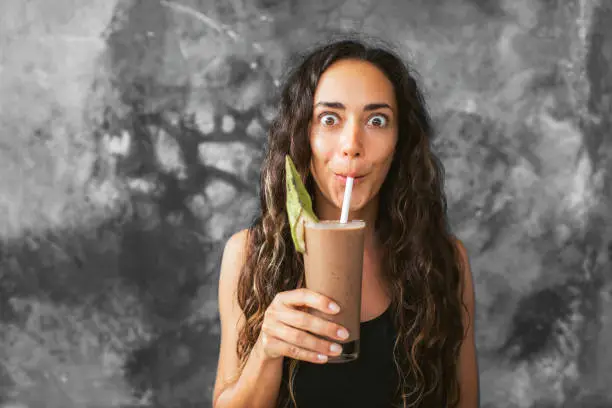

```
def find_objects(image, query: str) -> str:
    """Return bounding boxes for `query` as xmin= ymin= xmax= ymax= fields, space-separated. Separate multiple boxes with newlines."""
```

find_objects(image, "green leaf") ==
xmin=285 ymin=155 xmax=318 ymax=253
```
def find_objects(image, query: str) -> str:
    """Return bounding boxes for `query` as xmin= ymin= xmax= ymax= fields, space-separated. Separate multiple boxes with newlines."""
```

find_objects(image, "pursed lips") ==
xmin=333 ymin=172 xmax=366 ymax=185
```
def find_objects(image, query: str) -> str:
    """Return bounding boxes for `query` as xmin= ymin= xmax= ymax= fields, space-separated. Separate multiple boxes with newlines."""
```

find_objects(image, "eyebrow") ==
xmin=314 ymin=101 xmax=394 ymax=112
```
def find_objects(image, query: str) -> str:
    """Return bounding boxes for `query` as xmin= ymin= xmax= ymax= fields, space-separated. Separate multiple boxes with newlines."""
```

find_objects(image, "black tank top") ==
xmin=280 ymin=306 xmax=398 ymax=408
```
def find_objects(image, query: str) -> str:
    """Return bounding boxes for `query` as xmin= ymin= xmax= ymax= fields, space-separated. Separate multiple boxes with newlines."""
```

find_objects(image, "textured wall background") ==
xmin=1 ymin=0 xmax=611 ymax=407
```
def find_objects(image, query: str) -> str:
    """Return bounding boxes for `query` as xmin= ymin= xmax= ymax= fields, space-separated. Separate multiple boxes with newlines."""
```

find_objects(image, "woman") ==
xmin=212 ymin=38 xmax=479 ymax=408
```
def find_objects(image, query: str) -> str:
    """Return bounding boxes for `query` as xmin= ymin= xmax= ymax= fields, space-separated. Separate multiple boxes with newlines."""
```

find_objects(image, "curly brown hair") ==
xmin=235 ymin=37 xmax=467 ymax=408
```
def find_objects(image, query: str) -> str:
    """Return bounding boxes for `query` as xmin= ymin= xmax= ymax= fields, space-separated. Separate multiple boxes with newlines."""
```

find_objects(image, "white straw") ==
xmin=340 ymin=177 xmax=354 ymax=223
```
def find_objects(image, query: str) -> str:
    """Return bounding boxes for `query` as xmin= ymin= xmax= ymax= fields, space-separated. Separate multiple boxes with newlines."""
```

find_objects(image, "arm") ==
xmin=212 ymin=231 xmax=343 ymax=408
xmin=212 ymin=230 xmax=284 ymax=408
xmin=455 ymin=238 xmax=480 ymax=408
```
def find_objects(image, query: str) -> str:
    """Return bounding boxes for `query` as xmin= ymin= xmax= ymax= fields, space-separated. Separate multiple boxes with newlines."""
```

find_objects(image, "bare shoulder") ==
xmin=452 ymin=236 xmax=476 ymax=325
xmin=452 ymin=236 xmax=472 ymax=281
xmin=213 ymin=229 xmax=250 ymax=402
xmin=218 ymin=229 xmax=250 ymax=304
xmin=221 ymin=229 xmax=250 ymax=269
xmin=453 ymin=237 xmax=469 ymax=266
xmin=452 ymin=238 xmax=481 ymax=406
xmin=451 ymin=237 xmax=475 ymax=306
xmin=223 ymin=229 xmax=250 ymax=262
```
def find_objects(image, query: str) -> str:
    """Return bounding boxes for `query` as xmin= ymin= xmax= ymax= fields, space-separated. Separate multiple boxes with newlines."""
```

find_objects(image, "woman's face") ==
xmin=309 ymin=59 xmax=398 ymax=214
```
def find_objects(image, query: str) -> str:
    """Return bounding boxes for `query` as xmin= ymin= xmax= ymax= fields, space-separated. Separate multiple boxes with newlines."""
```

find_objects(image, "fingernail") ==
xmin=328 ymin=302 xmax=340 ymax=313
xmin=318 ymin=354 xmax=328 ymax=362
xmin=337 ymin=328 xmax=349 ymax=340
xmin=330 ymin=343 xmax=342 ymax=353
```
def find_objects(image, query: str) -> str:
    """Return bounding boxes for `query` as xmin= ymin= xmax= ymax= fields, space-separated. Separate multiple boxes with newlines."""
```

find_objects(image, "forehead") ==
xmin=313 ymin=59 xmax=396 ymax=108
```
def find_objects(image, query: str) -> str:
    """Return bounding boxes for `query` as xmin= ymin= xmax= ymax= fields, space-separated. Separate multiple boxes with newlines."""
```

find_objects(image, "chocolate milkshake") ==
xmin=303 ymin=220 xmax=365 ymax=363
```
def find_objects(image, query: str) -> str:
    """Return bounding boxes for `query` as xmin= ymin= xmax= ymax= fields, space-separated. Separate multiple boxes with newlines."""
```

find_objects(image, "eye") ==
xmin=319 ymin=113 xmax=339 ymax=127
xmin=367 ymin=114 xmax=388 ymax=128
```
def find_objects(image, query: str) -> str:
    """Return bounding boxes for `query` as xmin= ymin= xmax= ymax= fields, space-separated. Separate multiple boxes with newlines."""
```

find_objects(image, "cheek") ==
xmin=310 ymin=131 xmax=334 ymax=163
xmin=384 ymin=144 xmax=396 ymax=167
xmin=371 ymin=134 xmax=397 ymax=166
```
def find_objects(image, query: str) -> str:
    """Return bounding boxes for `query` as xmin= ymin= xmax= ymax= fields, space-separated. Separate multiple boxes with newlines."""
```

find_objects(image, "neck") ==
xmin=313 ymin=191 xmax=380 ymax=252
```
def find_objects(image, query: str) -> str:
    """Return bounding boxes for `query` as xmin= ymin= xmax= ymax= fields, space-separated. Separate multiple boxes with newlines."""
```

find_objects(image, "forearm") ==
xmin=214 ymin=339 xmax=284 ymax=408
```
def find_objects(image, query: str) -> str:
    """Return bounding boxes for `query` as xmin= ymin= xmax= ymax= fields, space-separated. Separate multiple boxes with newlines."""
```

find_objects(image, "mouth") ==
xmin=333 ymin=172 xmax=366 ymax=185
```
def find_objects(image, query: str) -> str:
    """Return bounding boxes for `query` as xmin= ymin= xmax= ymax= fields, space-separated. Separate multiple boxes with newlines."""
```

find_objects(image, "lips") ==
xmin=334 ymin=173 xmax=366 ymax=185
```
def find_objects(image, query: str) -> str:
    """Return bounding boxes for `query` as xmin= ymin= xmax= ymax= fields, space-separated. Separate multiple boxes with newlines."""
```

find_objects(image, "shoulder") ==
xmin=452 ymin=236 xmax=471 ymax=280
xmin=452 ymin=237 xmax=480 ymax=406
xmin=213 ymin=229 xmax=251 ymax=401
xmin=453 ymin=236 xmax=469 ymax=266
xmin=222 ymin=229 xmax=250 ymax=265
xmin=218 ymin=229 xmax=250 ymax=311
xmin=452 ymin=236 xmax=475 ymax=315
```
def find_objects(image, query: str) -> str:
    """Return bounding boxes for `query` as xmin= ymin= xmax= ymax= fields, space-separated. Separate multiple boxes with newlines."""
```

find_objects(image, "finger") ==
xmin=275 ymin=288 xmax=340 ymax=315
xmin=274 ymin=306 xmax=350 ymax=342
xmin=264 ymin=334 xmax=330 ymax=364
xmin=265 ymin=319 xmax=343 ymax=357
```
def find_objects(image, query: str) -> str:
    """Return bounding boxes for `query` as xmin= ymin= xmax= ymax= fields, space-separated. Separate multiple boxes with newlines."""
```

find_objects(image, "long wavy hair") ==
xmin=235 ymin=37 xmax=467 ymax=408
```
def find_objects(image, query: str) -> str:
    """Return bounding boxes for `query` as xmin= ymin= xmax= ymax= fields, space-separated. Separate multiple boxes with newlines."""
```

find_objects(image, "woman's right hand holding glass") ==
xmin=258 ymin=288 xmax=350 ymax=364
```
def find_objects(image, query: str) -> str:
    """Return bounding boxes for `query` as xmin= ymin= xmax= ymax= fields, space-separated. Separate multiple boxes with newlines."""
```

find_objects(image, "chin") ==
xmin=346 ymin=198 xmax=367 ymax=213
xmin=327 ymin=185 xmax=369 ymax=212
xmin=349 ymin=204 xmax=366 ymax=214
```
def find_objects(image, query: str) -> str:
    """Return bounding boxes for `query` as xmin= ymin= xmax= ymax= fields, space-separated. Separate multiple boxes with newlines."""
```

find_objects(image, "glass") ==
xmin=303 ymin=220 xmax=365 ymax=363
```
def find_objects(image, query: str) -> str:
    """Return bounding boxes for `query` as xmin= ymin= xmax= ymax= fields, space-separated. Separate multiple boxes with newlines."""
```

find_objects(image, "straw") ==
xmin=340 ymin=176 xmax=354 ymax=223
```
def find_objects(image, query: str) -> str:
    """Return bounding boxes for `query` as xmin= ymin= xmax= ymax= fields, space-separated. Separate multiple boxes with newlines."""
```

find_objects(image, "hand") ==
xmin=258 ymin=288 xmax=350 ymax=364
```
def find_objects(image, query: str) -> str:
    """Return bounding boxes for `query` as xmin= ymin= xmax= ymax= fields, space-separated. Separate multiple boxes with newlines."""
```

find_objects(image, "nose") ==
xmin=339 ymin=119 xmax=363 ymax=159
